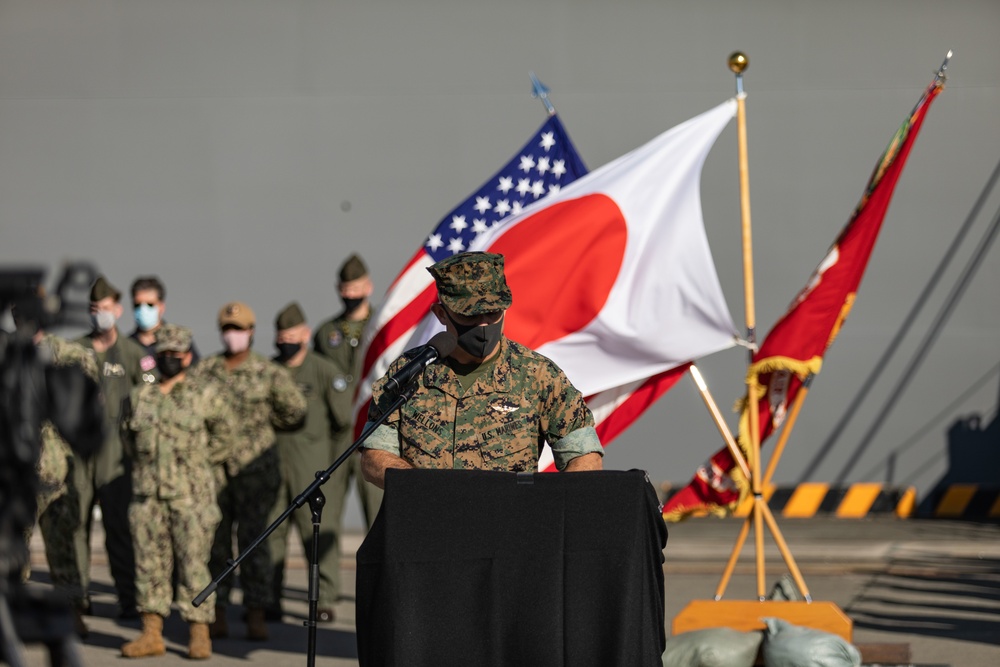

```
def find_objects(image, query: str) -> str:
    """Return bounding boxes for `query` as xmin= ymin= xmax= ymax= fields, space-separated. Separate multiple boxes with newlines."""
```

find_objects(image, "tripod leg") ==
xmin=715 ymin=515 xmax=751 ymax=600
xmin=759 ymin=500 xmax=812 ymax=601
xmin=44 ymin=634 xmax=85 ymax=667
xmin=0 ymin=594 xmax=28 ymax=667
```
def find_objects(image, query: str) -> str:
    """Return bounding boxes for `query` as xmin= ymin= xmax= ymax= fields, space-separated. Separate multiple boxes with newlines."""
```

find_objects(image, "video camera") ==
xmin=0 ymin=263 xmax=105 ymax=587
xmin=0 ymin=264 xmax=106 ymax=666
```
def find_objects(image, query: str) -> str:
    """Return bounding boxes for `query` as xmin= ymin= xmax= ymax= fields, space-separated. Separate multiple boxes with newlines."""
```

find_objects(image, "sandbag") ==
xmin=662 ymin=627 xmax=763 ymax=667
xmin=766 ymin=574 xmax=801 ymax=602
xmin=761 ymin=617 xmax=861 ymax=667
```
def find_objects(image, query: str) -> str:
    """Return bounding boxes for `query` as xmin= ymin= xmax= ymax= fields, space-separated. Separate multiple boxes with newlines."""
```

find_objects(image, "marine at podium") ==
xmin=359 ymin=251 xmax=604 ymax=484
xmin=356 ymin=252 xmax=666 ymax=666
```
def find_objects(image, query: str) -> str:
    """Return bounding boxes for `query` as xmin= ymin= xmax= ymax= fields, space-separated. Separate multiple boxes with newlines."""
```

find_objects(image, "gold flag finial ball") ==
xmin=728 ymin=52 xmax=749 ymax=74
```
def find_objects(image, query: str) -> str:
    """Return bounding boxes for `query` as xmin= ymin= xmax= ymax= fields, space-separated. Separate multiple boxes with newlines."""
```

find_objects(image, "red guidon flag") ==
xmin=361 ymin=100 xmax=740 ymax=468
xmin=663 ymin=76 xmax=944 ymax=520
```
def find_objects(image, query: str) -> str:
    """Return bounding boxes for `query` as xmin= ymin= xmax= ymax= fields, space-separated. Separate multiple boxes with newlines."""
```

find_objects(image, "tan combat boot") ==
xmin=208 ymin=604 xmax=228 ymax=638
xmin=121 ymin=613 xmax=166 ymax=658
xmin=245 ymin=606 xmax=269 ymax=641
xmin=188 ymin=622 xmax=212 ymax=660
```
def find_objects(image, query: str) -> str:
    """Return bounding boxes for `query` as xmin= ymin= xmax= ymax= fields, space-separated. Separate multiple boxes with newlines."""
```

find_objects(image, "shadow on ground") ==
xmin=848 ymin=552 xmax=1000 ymax=646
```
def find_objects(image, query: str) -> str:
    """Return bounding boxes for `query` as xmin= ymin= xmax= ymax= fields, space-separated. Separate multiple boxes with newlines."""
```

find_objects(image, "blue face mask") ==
xmin=134 ymin=304 xmax=160 ymax=332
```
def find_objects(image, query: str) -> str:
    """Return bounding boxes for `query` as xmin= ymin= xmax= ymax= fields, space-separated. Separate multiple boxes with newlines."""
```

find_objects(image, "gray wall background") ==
xmin=2 ymin=0 xmax=998 ymax=523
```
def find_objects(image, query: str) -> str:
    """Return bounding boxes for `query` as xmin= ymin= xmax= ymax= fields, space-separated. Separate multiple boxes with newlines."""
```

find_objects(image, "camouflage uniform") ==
xmin=31 ymin=335 xmax=99 ymax=591
xmin=194 ymin=351 xmax=307 ymax=608
xmin=121 ymin=327 xmax=235 ymax=623
xmin=71 ymin=328 xmax=147 ymax=611
xmin=364 ymin=337 xmax=601 ymax=471
xmin=364 ymin=252 xmax=602 ymax=471
xmin=267 ymin=349 xmax=344 ymax=610
xmin=35 ymin=334 xmax=100 ymax=515
xmin=129 ymin=323 xmax=202 ymax=382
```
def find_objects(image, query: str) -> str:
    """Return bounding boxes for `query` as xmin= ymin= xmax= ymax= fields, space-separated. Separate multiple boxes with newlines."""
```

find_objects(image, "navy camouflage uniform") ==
xmin=196 ymin=344 xmax=307 ymax=610
xmin=120 ymin=324 xmax=236 ymax=623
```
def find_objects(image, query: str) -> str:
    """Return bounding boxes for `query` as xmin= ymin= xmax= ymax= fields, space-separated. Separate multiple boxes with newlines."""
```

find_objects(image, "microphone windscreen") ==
xmin=428 ymin=331 xmax=458 ymax=358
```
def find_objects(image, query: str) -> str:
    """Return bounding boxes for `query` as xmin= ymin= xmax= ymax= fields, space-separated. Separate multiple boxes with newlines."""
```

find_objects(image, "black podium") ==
xmin=356 ymin=469 xmax=667 ymax=667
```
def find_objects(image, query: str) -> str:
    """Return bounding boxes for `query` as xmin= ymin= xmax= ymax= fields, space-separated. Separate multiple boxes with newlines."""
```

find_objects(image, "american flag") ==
xmin=356 ymin=114 xmax=588 ymax=426
xmin=421 ymin=117 xmax=588 ymax=261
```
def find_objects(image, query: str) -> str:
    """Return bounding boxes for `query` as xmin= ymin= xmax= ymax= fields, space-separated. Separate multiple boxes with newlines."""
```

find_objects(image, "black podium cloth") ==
xmin=356 ymin=469 xmax=667 ymax=667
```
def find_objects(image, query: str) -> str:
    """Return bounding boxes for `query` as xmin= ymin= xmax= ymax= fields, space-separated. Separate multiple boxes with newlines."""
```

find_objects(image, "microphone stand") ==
xmin=305 ymin=484 xmax=325 ymax=663
xmin=193 ymin=382 xmax=419 ymax=667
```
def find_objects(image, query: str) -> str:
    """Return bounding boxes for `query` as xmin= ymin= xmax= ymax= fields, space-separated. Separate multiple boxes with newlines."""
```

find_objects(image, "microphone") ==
xmin=383 ymin=331 xmax=457 ymax=396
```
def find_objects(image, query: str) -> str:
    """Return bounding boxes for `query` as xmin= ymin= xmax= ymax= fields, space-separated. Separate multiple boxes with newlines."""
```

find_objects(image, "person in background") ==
xmin=195 ymin=302 xmax=306 ymax=641
xmin=313 ymin=254 xmax=384 ymax=531
xmin=51 ymin=276 xmax=149 ymax=620
xmin=267 ymin=302 xmax=344 ymax=623
xmin=120 ymin=324 xmax=235 ymax=660
xmin=128 ymin=275 xmax=200 ymax=382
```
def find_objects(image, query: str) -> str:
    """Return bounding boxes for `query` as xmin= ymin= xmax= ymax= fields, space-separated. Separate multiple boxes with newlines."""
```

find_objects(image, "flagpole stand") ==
xmin=673 ymin=601 xmax=853 ymax=641
xmin=672 ymin=53 xmax=851 ymax=642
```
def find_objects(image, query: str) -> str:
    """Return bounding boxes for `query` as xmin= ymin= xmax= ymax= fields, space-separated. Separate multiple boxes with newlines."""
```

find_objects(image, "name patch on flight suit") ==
xmin=296 ymin=382 xmax=314 ymax=398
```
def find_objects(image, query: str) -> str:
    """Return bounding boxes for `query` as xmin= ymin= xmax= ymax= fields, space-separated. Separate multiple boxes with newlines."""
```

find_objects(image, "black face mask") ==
xmin=276 ymin=342 xmax=302 ymax=362
xmin=342 ymin=297 xmax=364 ymax=314
xmin=445 ymin=311 xmax=503 ymax=359
xmin=156 ymin=355 xmax=185 ymax=379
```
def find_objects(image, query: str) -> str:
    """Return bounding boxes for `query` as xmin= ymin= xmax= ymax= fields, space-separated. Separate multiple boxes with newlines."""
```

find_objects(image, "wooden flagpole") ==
xmin=716 ymin=53 xmax=811 ymax=602
xmin=763 ymin=376 xmax=813 ymax=486
xmin=729 ymin=52 xmax=769 ymax=601
xmin=688 ymin=365 xmax=752 ymax=481
xmin=760 ymin=377 xmax=814 ymax=600
xmin=673 ymin=55 xmax=854 ymax=641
